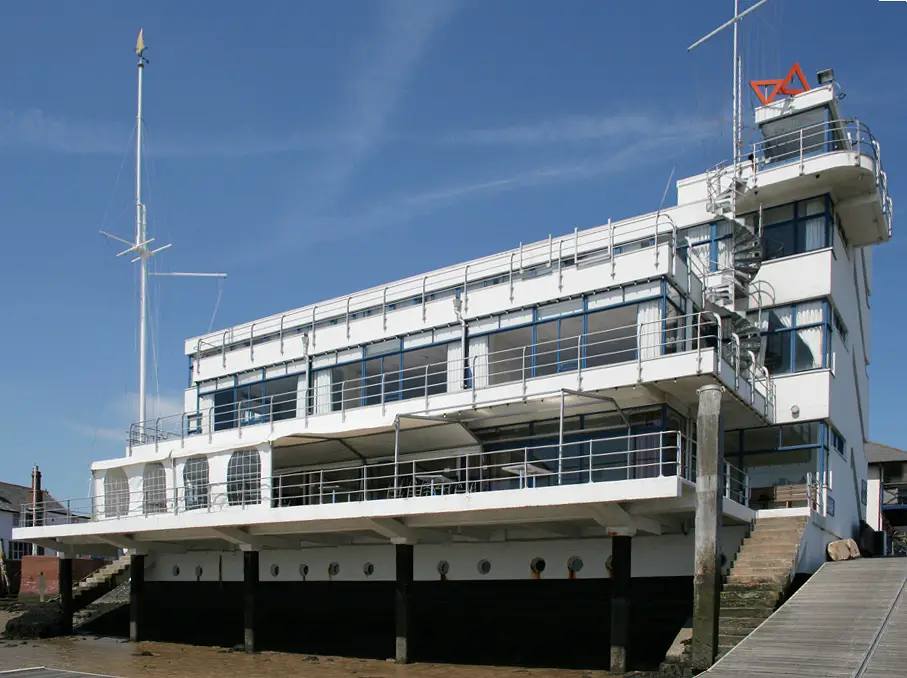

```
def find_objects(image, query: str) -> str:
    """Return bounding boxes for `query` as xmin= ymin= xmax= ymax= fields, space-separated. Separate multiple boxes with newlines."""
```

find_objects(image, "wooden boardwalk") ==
xmin=705 ymin=558 xmax=907 ymax=678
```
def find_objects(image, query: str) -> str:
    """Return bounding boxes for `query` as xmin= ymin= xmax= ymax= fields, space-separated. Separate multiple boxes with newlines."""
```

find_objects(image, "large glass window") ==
xmin=227 ymin=449 xmax=261 ymax=506
xmin=743 ymin=196 xmax=831 ymax=262
xmin=183 ymin=456 xmax=210 ymax=511
xmin=678 ymin=222 xmax=733 ymax=272
xmin=585 ymin=304 xmax=638 ymax=367
xmin=103 ymin=468 xmax=129 ymax=518
xmin=142 ymin=463 xmax=167 ymax=515
xmin=749 ymin=301 xmax=828 ymax=375
xmin=402 ymin=343 xmax=449 ymax=400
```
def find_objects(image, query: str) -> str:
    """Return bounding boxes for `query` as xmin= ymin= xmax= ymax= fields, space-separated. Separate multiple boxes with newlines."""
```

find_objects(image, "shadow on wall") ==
xmin=85 ymin=578 xmax=693 ymax=670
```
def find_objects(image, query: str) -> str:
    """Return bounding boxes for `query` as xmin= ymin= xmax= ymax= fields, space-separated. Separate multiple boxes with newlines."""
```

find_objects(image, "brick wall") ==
xmin=18 ymin=556 xmax=106 ymax=599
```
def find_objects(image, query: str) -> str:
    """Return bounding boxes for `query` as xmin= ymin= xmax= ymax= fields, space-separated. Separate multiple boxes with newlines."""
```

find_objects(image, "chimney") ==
xmin=30 ymin=465 xmax=44 ymax=555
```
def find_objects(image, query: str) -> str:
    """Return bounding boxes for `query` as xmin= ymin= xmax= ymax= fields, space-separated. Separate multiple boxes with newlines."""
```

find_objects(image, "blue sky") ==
xmin=1 ymin=0 xmax=905 ymax=500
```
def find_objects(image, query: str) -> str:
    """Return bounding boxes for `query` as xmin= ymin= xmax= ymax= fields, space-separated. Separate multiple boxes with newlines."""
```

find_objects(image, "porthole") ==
xmin=194 ymin=565 xmax=203 ymax=578
xmin=477 ymin=559 xmax=491 ymax=575
xmin=328 ymin=562 xmax=340 ymax=577
xmin=530 ymin=558 xmax=546 ymax=575
xmin=363 ymin=562 xmax=375 ymax=577
xmin=437 ymin=560 xmax=450 ymax=576
xmin=299 ymin=564 xmax=309 ymax=578
xmin=567 ymin=556 xmax=584 ymax=573
xmin=172 ymin=565 xmax=180 ymax=577
xmin=270 ymin=564 xmax=280 ymax=577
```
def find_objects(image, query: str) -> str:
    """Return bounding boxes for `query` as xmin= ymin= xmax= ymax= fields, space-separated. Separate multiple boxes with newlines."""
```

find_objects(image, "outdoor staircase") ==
xmin=717 ymin=515 xmax=808 ymax=657
xmin=51 ymin=555 xmax=132 ymax=613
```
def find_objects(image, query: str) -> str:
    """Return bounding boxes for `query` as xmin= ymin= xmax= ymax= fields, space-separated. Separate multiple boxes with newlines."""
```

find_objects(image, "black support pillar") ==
xmin=243 ymin=550 xmax=259 ymax=653
xmin=129 ymin=553 xmax=145 ymax=642
xmin=58 ymin=555 xmax=73 ymax=636
xmin=610 ymin=535 xmax=632 ymax=673
xmin=692 ymin=384 xmax=724 ymax=671
xmin=395 ymin=543 xmax=414 ymax=664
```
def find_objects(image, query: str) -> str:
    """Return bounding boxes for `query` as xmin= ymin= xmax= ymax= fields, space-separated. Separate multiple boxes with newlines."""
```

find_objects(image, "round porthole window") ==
xmin=477 ymin=559 xmax=491 ymax=575
xmin=270 ymin=564 xmax=280 ymax=577
xmin=172 ymin=565 xmax=180 ymax=577
xmin=328 ymin=562 xmax=340 ymax=577
xmin=299 ymin=564 xmax=309 ymax=577
xmin=567 ymin=556 xmax=584 ymax=573
xmin=437 ymin=560 xmax=450 ymax=576
xmin=194 ymin=565 xmax=203 ymax=578
xmin=530 ymin=558 xmax=546 ymax=575
xmin=363 ymin=562 xmax=375 ymax=577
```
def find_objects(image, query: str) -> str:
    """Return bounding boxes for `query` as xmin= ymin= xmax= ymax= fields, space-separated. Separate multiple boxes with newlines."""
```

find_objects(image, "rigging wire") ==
xmin=208 ymin=279 xmax=225 ymax=333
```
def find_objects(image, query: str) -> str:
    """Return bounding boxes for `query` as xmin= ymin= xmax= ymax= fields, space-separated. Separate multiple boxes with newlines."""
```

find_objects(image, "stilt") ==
xmin=243 ymin=550 xmax=259 ymax=652
xmin=692 ymin=384 xmax=724 ymax=670
xmin=129 ymin=553 xmax=145 ymax=642
xmin=395 ymin=544 xmax=414 ymax=664
xmin=58 ymin=554 xmax=73 ymax=636
xmin=610 ymin=535 xmax=632 ymax=673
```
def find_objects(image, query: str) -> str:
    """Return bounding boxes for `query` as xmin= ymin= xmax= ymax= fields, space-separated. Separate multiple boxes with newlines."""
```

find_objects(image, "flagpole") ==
xmin=136 ymin=31 xmax=148 ymax=428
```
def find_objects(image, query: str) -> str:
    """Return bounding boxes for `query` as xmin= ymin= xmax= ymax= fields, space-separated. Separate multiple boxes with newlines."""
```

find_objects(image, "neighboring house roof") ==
xmin=0 ymin=481 xmax=68 ymax=516
xmin=866 ymin=441 xmax=907 ymax=465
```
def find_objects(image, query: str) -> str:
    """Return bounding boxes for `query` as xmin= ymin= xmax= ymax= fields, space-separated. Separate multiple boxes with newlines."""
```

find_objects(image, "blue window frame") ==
xmin=742 ymin=195 xmax=831 ymax=262
xmin=749 ymin=300 xmax=830 ymax=375
xmin=677 ymin=222 xmax=733 ymax=272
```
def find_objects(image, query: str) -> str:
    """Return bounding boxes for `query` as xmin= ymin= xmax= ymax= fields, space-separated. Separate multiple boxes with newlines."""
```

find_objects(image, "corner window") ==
xmin=749 ymin=301 xmax=828 ymax=375
xmin=743 ymin=196 xmax=830 ymax=262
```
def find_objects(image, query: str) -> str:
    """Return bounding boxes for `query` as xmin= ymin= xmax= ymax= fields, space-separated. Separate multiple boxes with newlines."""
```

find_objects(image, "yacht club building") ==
xmin=15 ymin=73 xmax=893 ymax=669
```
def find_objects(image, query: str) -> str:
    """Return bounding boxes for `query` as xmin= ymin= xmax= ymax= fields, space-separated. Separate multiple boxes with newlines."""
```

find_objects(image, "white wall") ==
xmin=147 ymin=528 xmax=750 ymax=583
xmin=867 ymin=465 xmax=882 ymax=532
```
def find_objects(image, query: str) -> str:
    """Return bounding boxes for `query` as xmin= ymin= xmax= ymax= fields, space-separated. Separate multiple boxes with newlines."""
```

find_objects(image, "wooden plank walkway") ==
xmin=705 ymin=558 xmax=907 ymax=678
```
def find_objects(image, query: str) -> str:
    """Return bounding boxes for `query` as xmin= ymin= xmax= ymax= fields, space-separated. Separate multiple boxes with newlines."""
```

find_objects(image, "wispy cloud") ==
xmin=0 ymin=108 xmax=344 ymax=158
xmin=439 ymin=112 xmax=716 ymax=147
xmin=66 ymin=391 xmax=184 ymax=445
xmin=301 ymin=0 xmax=457 ymax=209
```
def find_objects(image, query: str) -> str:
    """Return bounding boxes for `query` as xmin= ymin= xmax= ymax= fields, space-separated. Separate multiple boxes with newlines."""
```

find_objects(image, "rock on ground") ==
xmin=827 ymin=539 xmax=861 ymax=562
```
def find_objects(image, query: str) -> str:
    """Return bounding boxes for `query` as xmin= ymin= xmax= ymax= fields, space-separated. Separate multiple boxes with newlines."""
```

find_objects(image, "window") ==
xmin=143 ymin=463 xmax=167 ymax=515
xmin=183 ymin=456 xmax=210 ymax=511
xmin=8 ymin=541 xmax=31 ymax=561
xmin=678 ymin=222 xmax=733 ymax=272
xmin=227 ymin=449 xmax=261 ymax=506
xmin=750 ymin=301 xmax=828 ymax=375
xmin=831 ymin=429 xmax=845 ymax=458
xmin=832 ymin=308 xmax=848 ymax=344
xmin=104 ymin=468 xmax=129 ymax=518
xmin=743 ymin=196 xmax=830 ymax=262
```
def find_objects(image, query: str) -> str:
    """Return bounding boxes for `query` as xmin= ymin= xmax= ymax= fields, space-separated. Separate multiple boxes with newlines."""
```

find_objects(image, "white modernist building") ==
xmin=15 ymin=79 xmax=892 ymax=667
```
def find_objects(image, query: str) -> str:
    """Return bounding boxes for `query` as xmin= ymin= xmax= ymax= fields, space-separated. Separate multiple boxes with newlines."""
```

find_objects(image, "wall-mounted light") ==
xmin=791 ymin=405 xmax=800 ymax=418
xmin=816 ymin=68 xmax=835 ymax=85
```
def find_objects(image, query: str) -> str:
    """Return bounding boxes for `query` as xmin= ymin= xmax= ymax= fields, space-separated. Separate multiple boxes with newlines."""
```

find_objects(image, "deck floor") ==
xmin=705 ymin=557 xmax=907 ymax=678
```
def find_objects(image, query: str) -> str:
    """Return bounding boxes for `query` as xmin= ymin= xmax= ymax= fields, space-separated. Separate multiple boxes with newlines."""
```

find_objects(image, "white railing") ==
xmin=24 ymin=431 xmax=751 ymax=524
xmin=743 ymin=118 xmax=892 ymax=238
xmin=190 ymin=216 xmax=683 ymax=369
xmin=130 ymin=310 xmax=774 ymax=448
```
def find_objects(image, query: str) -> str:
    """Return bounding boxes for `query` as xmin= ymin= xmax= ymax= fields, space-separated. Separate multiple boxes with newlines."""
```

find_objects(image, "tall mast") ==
xmin=101 ymin=30 xmax=226 ymax=449
xmin=136 ymin=29 xmax=148 ymax=426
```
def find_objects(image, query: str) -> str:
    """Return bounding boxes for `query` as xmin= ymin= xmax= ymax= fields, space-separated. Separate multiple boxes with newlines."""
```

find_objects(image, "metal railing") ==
xmin=131 ymin=310 xmax=773 ymax=447
xmin=23 ymin=431 xmax=751 ymax=525
xmin=742 ymin=118 xmax=893 ymax=238
xmin=190 ymin=216 xmax=683 ymax=371
xmin=883 ymin=482 xmax=907 ymax=508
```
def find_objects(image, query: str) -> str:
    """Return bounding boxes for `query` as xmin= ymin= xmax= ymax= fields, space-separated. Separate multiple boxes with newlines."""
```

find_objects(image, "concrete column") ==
xmin=610 ymin=535 xmax=632 ymax=673
xmin=692 ymin=384 xmax=724 ymax=671
xmin=243 ymin=550 xmax=259 ymax=653
xmin=58 ymin=555 xmax=73 ymax=636
xmin=395 ymin=544 xmax=414 ymax=664
xmin=129 ymin=553 xmax=145 ymax=642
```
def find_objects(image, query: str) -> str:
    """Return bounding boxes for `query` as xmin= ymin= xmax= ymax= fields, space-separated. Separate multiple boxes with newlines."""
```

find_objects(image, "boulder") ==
xmin=827 ymin=539 xmax=861 ymax=562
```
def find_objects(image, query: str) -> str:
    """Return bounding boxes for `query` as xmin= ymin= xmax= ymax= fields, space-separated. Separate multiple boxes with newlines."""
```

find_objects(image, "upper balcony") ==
xmin=735 ymin=118 xmax=892 ymax=247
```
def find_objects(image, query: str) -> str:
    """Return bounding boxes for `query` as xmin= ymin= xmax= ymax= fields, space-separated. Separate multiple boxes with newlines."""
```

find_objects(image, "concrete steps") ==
xmin=716 ymin=515 xmax=806 ymax=657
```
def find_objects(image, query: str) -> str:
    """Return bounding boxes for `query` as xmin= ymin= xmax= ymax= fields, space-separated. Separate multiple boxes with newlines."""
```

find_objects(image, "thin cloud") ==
xmin=67 ymin=391 xmax=185 ymax=445
xmin=0 ymin=108 xmax=343 ymax=158
xmin=301 ymin=0 xmax=457 ymax=210
xmin=440 ymin=113 xmax=715 ymax=146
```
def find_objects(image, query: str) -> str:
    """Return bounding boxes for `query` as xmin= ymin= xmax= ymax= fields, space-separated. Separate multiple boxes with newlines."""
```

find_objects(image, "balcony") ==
xmin=128 ymin=311 xmax=776 ymax=456
xmin=735 ymin=119 xmax=892 ymax=247
xmin=17 ymin=430 xmax=751 ymax=551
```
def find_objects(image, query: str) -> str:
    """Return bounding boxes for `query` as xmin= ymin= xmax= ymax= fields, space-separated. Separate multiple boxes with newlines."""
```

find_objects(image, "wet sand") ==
xmin=0 ymin=636 xmax=640 ymax=678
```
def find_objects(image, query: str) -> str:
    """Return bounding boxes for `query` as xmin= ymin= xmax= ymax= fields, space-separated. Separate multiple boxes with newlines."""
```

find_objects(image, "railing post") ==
xmin=66 ymin=499 xmax=72 ymax=524
xmin=636 ymin=321 xmax=643 ymax=382
xmin=577 ymin=334 xmax=583 ymax=389
xmin=588 ymin=441 xmax=594 ymax=483
xmin=155 ymin=418 xmax=161 ymax=454
xmin=319 ymin=469 xmax=324 ymax=505
xmin=471 ymin=356 xmax=478 ymax=404
xmin=658 ymin=431 xmax=664 ymax=477
xmin=521 ymin=346 xmax=527 ymax=395
xmin=424 ymin=365 xmax=430 ymax=409
xmin=208 ymin=407 xmax=214 ymax=443
xmin=340 ymin=380 xmax=347 ymax=420
xmin=724 ymin=462 xmax=731 ymax=500
xmin=279 ymin=315 xmax=285 ymax=355
xmin=249 ymin=323 xmax=255 ymax=361
xmin=381 ymin=372 xmax=386 ymax=410
xmin=799 ymin=127 xmax=805 ymax=174
xmin=608 ymin=218 xmax=615 ymax=277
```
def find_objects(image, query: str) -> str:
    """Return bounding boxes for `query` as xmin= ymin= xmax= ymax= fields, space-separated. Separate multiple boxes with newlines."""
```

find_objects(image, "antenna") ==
xmin=101 ymin=30 xmax=226 ymax=439
xmin=688 ymin=0 xmax=770 ymax=214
